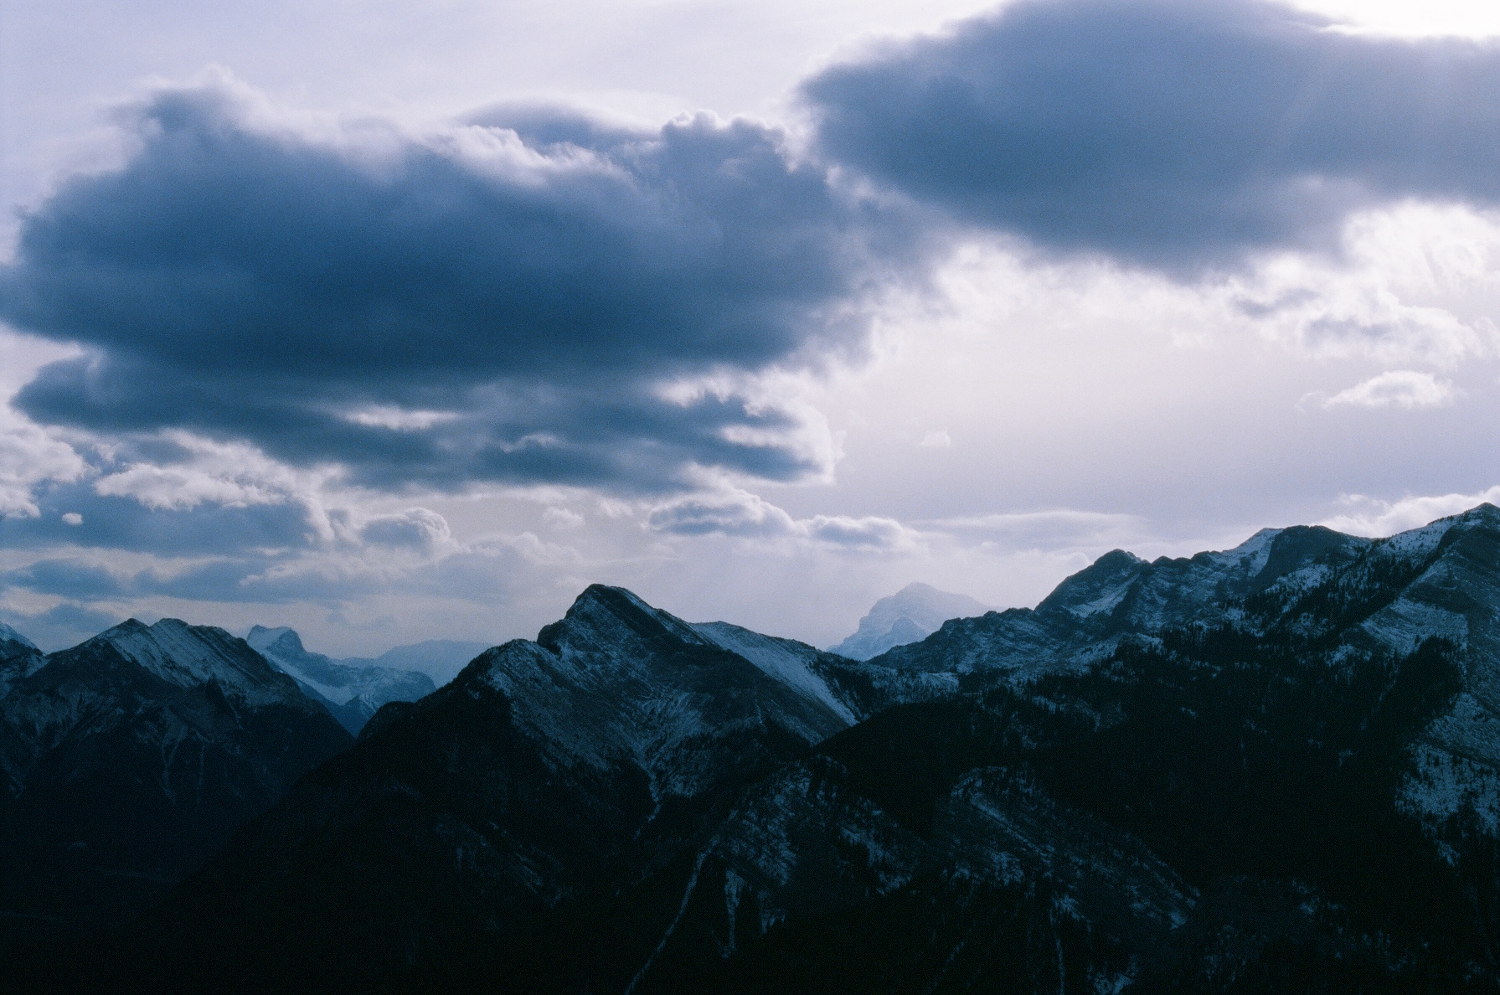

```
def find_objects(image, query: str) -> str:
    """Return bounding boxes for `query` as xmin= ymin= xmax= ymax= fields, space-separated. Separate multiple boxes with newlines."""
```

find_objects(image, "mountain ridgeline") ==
xmin=7 ymin=506 xmax=1500 ymax=992
xmin=0 ymin=619 xmax=353 ymax=940
xmin=246 ymin=626 xmax=439 ymax=735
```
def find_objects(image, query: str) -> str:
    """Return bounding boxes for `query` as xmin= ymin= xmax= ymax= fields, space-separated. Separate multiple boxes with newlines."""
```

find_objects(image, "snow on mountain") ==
xmin=830 ymin=583 xmax=992 ymax=660
xmin=877 ymin=525 xmax=1372 ymax=677
xmin=693 ymin=620 xmax=856 ymax=724
xmin=479 ymin=585 xmax=854 ymax=797
xmin=246 ymin=626 xmax=436 ymax=734
xmin=0 ymin=622 xmax=45 ymax=698
xmin=0 ymin=618 xmax=350 ymax=935
xmin=0 ymin=621 xmax=37 ymax=651
xmin=96 ymin=618 xmax=315 ymax=709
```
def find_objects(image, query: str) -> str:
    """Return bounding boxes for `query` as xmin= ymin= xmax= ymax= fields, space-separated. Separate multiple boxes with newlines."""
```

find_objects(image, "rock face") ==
xmin=26 ymin=507 xmax=1500 ymax=993
xmin=875 ymin=524 xmax=1371 ymax=676
xmin=0 ymin=619 xmax=352 ymax=940
xmin=246 ymin=626 xmax=438 ymax=734
xmin=830 ymin=582 xmax=992 ymax=660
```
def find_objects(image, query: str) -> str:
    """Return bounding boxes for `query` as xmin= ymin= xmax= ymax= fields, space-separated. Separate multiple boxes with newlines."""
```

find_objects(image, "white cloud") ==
xmin=61 ymin=512 xmax=82 ymax=526
xmin=91 ymin=432 xmax=317 ymax=512
xmin=356 ymin=508 xmax=456 ymax=553
xmin=646 ymin=487 xmax=918 ymax=551
xmin=918 ymin=430 xmax=952 ymax=448
xmin=1320 ymin=487 xmax=1500 ymax=536
xmin=542 ymin=506 xmax=585 ymax=529
xmin=922 ymin=509 xmax=1149 ymax=550
xmin=342 ymin=406 xmax=461 ymax=431
xmin=0 ymin=414 xmax=87 ymax=519
xmin=1235 ymin=203 xmax=1500 ymax=367
xmin=646 ymin=488 xmax=798 ymax=539
xmin=1323 ymin=370 xmax=1460 ymax=410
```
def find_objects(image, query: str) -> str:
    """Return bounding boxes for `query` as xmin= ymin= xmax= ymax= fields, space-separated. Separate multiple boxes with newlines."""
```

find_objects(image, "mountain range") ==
xmin=246 ymin=626 xmax=440 ymax=734
xmin=6 ymin=506 xmax=1500 ymax=992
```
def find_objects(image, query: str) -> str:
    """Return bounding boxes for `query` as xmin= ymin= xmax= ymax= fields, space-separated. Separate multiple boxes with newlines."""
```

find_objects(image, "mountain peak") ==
xmin=831 ymin=583 xmax=992 ymax=660
xmin=87 ymin=617 xmax=299 ymax=707
xmin=246 ymin=625 xmax=304 ymax=656
xmin=1453 ymin=502 xmax=1500 ymax=527
xmin=541 ymin=584 xmax=707 ymax=653
xmin=0 ymin=620 xmax=38 ymax=650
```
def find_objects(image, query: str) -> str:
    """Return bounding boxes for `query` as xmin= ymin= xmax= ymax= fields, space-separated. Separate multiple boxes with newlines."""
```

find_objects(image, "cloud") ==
xmin=355 ymin=508 xmax=455 ymax=552
xmin=0 ymin=481 xmax=323 ymax=555
xmin=1321 ymin=488 xmax=1500 ymax=536
xmin=646 ymin=488 xmax=797 ymax=538
xmin=1322 ymin=370 xmax=1460 ymax=410
xmin=0 ymin=413 xmax=87 ymax=519
xmin=646 ymin=487 xmax=917 ymax=550
xmin=803 ymin=0 xmax=1500 ymax=270
xmin=0 ymin=71 xmax=910 ymax=495
xmin=799 ymin=514 xmax=916 ymax=551
xmin=0 ymin=602 xmax=122 ymax=652
xmin=918 ymin=430 xmax=951 ymax=449
xmin=921 ymin=509 xmax=1149 ymax=550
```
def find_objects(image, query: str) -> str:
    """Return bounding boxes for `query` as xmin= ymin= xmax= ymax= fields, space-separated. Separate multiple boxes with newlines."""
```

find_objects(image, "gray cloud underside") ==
xmin=3 ymin=0 xmax=1500 ymax=513
xmin=1 ymin=84 xmax=904 ymax=491
xmin=804 ymin=0 xmax=1500 ymax=269
xmin=0 ymin=481 xmax=316 ymax=555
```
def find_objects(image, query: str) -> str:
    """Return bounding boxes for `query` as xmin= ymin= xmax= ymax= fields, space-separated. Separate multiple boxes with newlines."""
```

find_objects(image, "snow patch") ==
xmin=694 ymin=622 xmax=856 ymax=725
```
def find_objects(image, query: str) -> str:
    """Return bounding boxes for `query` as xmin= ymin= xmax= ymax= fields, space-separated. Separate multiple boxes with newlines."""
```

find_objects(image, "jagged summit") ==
xmin=246 ymin=624 xmax=301 ymax=654
xmin=476 ymin=583 xmax=855 ymax=783
xmin=831 ymin=582 xmax=992 ymax=660
xmin=0 ymin=621 xmax=37 ymax=650
xmin=245 ymin=623 xmax=435 ymax=734
xmin=86 ymin=617 xmax=309 ymax=709
xmin=539 ymin=583 xmax=709 ymax=655
xmin=0 ymin=613 xmax=351 ymax=940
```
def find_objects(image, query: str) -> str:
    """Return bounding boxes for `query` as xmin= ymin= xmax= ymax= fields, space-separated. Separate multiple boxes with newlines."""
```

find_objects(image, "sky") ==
xmin=2 ymin=0 xmax=1500 ymax=654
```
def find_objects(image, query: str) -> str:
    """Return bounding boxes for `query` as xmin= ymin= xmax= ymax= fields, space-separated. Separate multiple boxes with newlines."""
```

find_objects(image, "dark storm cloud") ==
xmin=0 ymin=78 xmax=902 ymax=491
xmin=0 ymin=481 xmax=318 ymax=555
xmin=803 ymin=0 xmax=1500 ymax=269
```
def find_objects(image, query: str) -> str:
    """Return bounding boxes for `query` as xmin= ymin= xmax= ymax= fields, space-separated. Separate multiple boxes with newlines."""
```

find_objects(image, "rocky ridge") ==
xmin=14 ymin=507 xmax=1500 ymax=992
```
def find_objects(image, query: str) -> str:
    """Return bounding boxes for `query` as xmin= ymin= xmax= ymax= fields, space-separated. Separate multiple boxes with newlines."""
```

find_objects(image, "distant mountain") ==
xmin=0 ymin=619 xmax=351 ymax=944
xmin=24 ymin=507 xmax=1500 ymax=992
xmin=246 ymin=626 xmax=437 ymax=734
xmin=830 ymin=582 xmax=991 ymax=660
xmin=356 ymin=639 xmax=490 ymax=687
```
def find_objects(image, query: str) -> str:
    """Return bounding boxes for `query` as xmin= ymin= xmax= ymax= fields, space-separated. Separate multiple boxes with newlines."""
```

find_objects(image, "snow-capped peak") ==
xmin=246 ymin=625 xmax=302 ymax=655
xmin=93 ymin=618 xmax=294 ymax=706
xmin=0 ymin=621 xmax=38 ymax=650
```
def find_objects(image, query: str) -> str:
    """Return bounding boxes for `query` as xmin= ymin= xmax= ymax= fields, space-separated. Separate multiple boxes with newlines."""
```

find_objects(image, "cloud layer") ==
xmin=1 ymin=75 xmax=903 ymax=493
xmin=804 ymin=0 xmax=1500 ymax=269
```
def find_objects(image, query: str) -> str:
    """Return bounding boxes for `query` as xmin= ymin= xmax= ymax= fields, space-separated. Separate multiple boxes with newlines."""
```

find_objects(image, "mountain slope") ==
xmin=0 ymin=619 xmax=351 ymax=941
xmin=128 ymin=586 xmax=859 ymax=991
xmin=875 ymin=525 xmax=1372 ymax=675
xmin=36 ymin=508 xmax=1500 ymax=992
